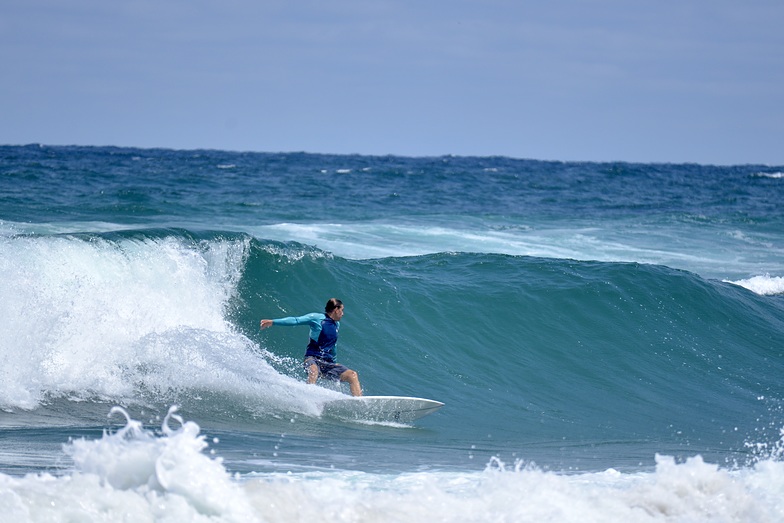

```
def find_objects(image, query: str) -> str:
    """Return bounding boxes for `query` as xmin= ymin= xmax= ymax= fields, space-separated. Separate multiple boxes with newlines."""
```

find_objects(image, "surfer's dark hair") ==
xmin=325 ymin=298 xmax=343 ymax=313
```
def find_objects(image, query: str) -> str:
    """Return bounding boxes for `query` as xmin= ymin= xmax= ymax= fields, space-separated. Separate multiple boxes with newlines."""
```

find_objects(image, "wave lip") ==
xmin=725 ymin=274 xmax=784 ymax=295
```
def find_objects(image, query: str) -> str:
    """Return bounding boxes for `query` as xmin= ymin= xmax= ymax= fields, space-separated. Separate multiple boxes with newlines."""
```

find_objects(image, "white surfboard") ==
xmin=322 ymin=395 xmax=444 ymax=423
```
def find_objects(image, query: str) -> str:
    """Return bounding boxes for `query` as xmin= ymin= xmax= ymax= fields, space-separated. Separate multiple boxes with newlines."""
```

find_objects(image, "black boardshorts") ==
xmin=303 ymin=356 xmax=349 ymax=380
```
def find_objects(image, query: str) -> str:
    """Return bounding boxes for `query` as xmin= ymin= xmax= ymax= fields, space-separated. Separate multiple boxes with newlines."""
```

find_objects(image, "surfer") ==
xmin=260 ymin=298 xmax=363 ymax=396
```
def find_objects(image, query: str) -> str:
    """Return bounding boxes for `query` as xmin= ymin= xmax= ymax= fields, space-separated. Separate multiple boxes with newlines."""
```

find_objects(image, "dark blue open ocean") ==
xmin=1 ymin=144 xmax=783 ymax=521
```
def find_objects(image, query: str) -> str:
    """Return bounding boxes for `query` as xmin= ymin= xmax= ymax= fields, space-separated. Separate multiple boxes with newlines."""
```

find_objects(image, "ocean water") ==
xmin=1 ymin=144 xmax=783 ymax=521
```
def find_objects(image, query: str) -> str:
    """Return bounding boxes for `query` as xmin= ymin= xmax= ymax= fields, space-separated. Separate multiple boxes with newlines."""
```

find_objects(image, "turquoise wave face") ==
xmin=237 ymin=239 xmax=784 ymax=463
xmin=5 ymin=228 xmax=780 ymax=464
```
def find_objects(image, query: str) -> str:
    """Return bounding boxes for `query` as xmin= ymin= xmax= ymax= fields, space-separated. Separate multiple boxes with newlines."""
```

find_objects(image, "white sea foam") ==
xmin=249 ymin=220 xmax=784 ymax=281
xmin=0 ymin=407 xmax=260 ymax=522
xmin=5 ymin=217 xmax=782 ymax=282
xmin=725 ymin=274 xmax=784 ymax=296
xmin=0 ymin=408 xmax=782 ymax=522
xmin=254 ymin=221 xmax=647 ymax=261
xmin=246 ymin=456 xmax=784 ymax=523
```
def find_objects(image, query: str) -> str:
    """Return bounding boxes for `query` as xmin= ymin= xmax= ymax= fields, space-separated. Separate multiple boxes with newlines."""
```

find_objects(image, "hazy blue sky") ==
xmin=2 ymin=1 xmax=783 ymax=164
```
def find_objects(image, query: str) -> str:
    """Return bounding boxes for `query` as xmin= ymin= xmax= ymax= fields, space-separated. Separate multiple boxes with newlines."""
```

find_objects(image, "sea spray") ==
xmin=0 ymin=232 xmax=334 ymax=418
xmin=0 ymin=233 xmax=243 ymax=407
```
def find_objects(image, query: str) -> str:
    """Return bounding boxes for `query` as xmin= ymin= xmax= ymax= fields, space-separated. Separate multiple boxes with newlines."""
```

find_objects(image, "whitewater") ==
xmin=1 ymin=145 xmax=783 ymax=521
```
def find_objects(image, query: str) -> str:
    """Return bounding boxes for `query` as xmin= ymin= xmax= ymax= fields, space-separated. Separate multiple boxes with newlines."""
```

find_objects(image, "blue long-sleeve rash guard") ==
xmin=272 ymin=313 xmax=340 ymax=362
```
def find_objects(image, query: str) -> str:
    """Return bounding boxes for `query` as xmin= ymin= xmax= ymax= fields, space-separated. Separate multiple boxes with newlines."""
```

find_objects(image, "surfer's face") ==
xmin=331 ymin=305 xmax=344 ymax=321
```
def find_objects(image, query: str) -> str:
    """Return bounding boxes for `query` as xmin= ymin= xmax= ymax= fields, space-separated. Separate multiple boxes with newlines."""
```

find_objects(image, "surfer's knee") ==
xmin=340 ymin=369 xmax=362 ymax=397
xmin=340 ymin=369 xmax=358 ymax=383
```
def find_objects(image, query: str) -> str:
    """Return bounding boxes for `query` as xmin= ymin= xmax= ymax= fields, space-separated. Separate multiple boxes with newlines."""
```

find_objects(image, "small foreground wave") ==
xmin=0 ymin=408 xmax=783 ymax=522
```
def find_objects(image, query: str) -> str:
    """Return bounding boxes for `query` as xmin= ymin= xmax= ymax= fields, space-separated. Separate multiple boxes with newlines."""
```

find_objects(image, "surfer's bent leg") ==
xmin=340 ymin=369 xmax=362 ymax=397
xmin=307 ymin=362 xmax=320 ymax=384
xmin=304 ymin=356 xmax=321 ymax=384
xmin=304 ymin=357 xmax=361 ymax=396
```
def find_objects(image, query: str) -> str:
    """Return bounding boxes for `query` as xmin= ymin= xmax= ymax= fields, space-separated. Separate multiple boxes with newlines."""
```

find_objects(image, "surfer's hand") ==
xmin=260 ymin=319 xmax=273 ymax=329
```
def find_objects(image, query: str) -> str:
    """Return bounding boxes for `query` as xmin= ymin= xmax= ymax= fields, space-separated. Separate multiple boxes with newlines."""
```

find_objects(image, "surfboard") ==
xmin=322 ymin=395 xmax=444 ymax=423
